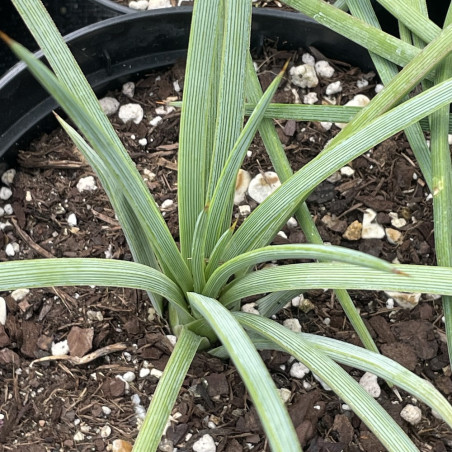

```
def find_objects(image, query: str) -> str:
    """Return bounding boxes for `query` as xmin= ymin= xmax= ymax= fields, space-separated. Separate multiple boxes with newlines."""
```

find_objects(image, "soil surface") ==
xmin=0 ymin=41 xmax=451 ymax=452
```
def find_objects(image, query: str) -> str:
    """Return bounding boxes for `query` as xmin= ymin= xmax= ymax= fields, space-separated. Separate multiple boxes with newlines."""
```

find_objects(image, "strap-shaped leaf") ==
xmin=2 ymin=33 xmax=193 ymax=292
xmin=221 ymin=262 xmax=452 ymax=308
xmin=232 ymin=313 xmax=438 ymax=451
xmin=134 ymin=328 xmax=202 ymax=452
xmin=223 ymin=70 xmax=452 ymax=261
xmin=178 ymin=0 xmax=222 ymax=261
xmin=203 ymin=244 xmax=399 ymax=299
xmin=0 ymin=258 xmax=192 ymax=322
xmin=188 ymin=293 xmax=301 ymax=452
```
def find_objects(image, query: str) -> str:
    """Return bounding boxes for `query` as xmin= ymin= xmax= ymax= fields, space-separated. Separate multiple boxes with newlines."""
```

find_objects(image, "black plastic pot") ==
xmin=0 ymin=7 xmax=374 ymax=164
xmin=0 ymin=0 xmax=129 ymax=76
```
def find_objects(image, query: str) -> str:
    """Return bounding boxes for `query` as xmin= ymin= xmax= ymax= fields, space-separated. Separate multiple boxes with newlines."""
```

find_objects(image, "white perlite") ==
xmin=118 ymin=103 xmax=144 ymax=124
xmin=122 ymin=81 xmax=135 ymax=98
xmin=0 ymin=297 xmax=6 ymax=325
xmin=320 ymin=121 xmax=332 ymax=131
xmin=278 ymin=388 xmax=292 ymax=403
xmin=138 ymin=138 xmax=147 ymax=146
xmin=0 ymin=187 xmax=12 ymax=200
xmin=315 ymin=60 xmax=335 ymax=78
xmin=361 ymin=208 xmax=385 ymax=239
xmin=290 ymin=362 xmax=310 ymax=379
xmin=238 ymin=205 xmax=251 ymax=216
xmin=400 ymin=404 xmax=422 ymax=425
xmin=150 ymin=115 xmax=163 ymax=126
xmin=5 ymin=243 xmax=16 ymax=257
xmin=303 ymin=92 xmax=318 ymax=105
xmin=155 ymin=105 xmax=175 ymax=116
xmin=11 ymin=288 xmax=29 ymax=301
xmin=283 ymin=318 xmax=301 ymax=333
xmin=340 ymin=166 xmax=355 ymax=177
xmin=289 ymin=64 xmax=319 ymax=88
xmin=76 ymin=176 xmax=97 ymax=192
xmin=148 ymin=0 xmax=172 ymax=8
xmin=100 ymin=425 xmax=112 ymax=438
xmin=193 ymin=434 xmax=216 ymax=452
xmin=335 ymin=95 xmax=371 ymax=129
xmin=51 ymin=340 xmax=69 ymax=356
xmin=325 ymin=81 xmax=342 ymax=96
xmin=356 ymin=79 xmax=369 ymax=89
xmin=1 ymin=169 xmax=16 ymax=186
xmin=234 ymin=169 xmax=251 ymax=204
xmin=302 ymin=53 xmax=315 ymax=66
xmin=359 ymin=372 xmax=381 ymax=398
xmin=122 ymin=371 xmax=136 ymax=383
xmin=131 ymin=394 xmax=146 ymax=420
xmin=4 ymin=204 xmax=13 ymax=215
xmin=129 ymin=0 xmax=148 ymax=10
xmin=99 ymin=97 xmax=120 ymax=116
xmin=248 ymin=172 xmax=281 ymax=204
xmin=67 ymin=213 xmax=77 ymax=227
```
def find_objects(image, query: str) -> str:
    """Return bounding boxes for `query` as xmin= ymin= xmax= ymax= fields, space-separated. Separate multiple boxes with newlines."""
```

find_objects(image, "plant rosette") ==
xmin=2 ymin=1 xmax=452 ymax=452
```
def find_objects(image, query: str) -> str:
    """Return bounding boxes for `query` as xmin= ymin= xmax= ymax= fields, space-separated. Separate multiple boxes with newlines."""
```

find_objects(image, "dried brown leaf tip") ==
xmin=0 ymin=31 xmax=13 ymax=45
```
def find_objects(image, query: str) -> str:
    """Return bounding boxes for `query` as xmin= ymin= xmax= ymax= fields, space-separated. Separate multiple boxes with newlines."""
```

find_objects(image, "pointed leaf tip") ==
xmin=0 ymin=31 xmax=13 ymax=45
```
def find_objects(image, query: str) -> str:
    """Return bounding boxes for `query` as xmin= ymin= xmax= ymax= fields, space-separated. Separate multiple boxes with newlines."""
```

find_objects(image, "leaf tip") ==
xmin=392 ymin=268 xmax=409 ymax=277
xmin=0 ymin=31 xmax=13 ymax=46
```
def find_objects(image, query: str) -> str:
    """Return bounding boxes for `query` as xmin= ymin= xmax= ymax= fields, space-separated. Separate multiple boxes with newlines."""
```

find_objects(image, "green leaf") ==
xmin=187 ymin=293 xmax=301 ymax=452
xmin=134 ymin=328 xmax=202 ymax=452
xmin=177 ymin=0 xmax=222 ymax=261
xmin=203 ymin=244 xmax=399 ymax=299
xmin=220 ymin=262 xmax=452 ymax=308
xmin=232 ymin=313 xmax=436 ymax=451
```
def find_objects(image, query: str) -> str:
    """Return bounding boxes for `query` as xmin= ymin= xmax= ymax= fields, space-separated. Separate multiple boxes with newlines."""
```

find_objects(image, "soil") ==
xmin=0 ymin=41 xmax=451 ymax=452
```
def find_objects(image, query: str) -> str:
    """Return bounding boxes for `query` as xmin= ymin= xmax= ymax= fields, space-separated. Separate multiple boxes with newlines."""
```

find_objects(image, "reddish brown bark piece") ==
xmin=67 ymin=326 xmax=94 ymax=357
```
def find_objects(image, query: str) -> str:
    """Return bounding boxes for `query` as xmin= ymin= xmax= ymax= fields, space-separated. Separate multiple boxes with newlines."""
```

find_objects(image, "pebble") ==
xmin=3 ymin=204 xmax=13 ymax=215
xmin=325 ymin=81 xmax=342 ymax=95
xmin=362 ymin=208 xmax=385 ymax=239
xmin=290 ymin=362 xmax=310 ymax=379
xmin=112 ymin=439 xmax=133 ymax=452
xmin=138 ymin=138 xmax=147 ymax=146
xmin=129 ymin=0 xmax=148 ymax=10
xmin=384 ymin=291 xmax=420 ymax=309
xmin=278 ymin=388 xmax=292 ymax=403
xmin=315 ymin=60 xmax=335 ymax=78
xmin=302 ymin=52 xmax=315 ymax=66
xmin=0 ymin=207 xmax=5 ymax=217
xmin=76 ymin=176 xmax=97 ymax=192
xmin=87 ymin=310 xmax=103 ymax=321
xmin=102 ymin=406 xmax=112 ymax=416
xmin=327 ymin=171 xmax=341 ymax=183
xmin=391 ymin=217 xmax=407 ymax=228
xmin=118 ymin=103 xmax=144 ymax=124
xmin=283 ymin=318 xmax=301 ymax=333
xmin=359 ymin=372 xmax=381 ymax=398
xmin=149 ymin=115 xmax=163 ymax=126
xmin=1 ymin=169 xmax=16 ymax=186
xmin=238 ymin=205 xmax=251 ymax=216
xmin=131 ymin=394 xmax=146 ymax=420
xmin=51 ymin=340 xmax=69 ymax=356
xmin=342 ymin=220 xmax=362 ymax=241
xmin=247 ymin=172 xmax=281 ymax=204
xmin=299 ymin=298 xmax=315 ymax=313
xmin=99 ymin=97 xmax=120 ymax=116
xmin=122 ymin=81 xmax=135 ymax=98
xmin=193 ymin=434 xmax=216 ymax=452
xmin=287 ymin=217 xmax=297 ymax=228
xmin=160 ymin=199 xmax=174 ymax=210
xmin=73 ymin=431 xmax=85 ymax=442
xmin=100 ymin=425 xmax=111 ymax=438
xmin=166 ymin=335 xmax=177 ymax=346
xmin=122 ymin=371 xmax=136 ymax=383
xmin=303 ymin=92 xmax=318 ymax=104
xmin=148 ymin=0 xmax=172 ymax=8
xmin=340 ymin=166 xmax=355 ymax=177
xmin=0 ymin=297 xmax=6 ymax=325
xmin=241 ymin=302 xmax=260 ymax=315
xmin=11 ymin=288 xmax=30 ymax=301
xmin=139 ymin=368 xmax=150 ymax=378
xmin=385 ymin=227 xmax=402 ymax=245
xmin=386 ymin=298 xmax=394 ymax=309
xmin=234 ymin=169 xmax=251 ymax=204
xmin=0 ymin=187 xmax=12 ymax=200
xmin=150 ymin=368 xmax=163 ymax=379
xmin=375 ymin=83 xmax=384 ymax=93
xmin=289 ymin=64 xmax=319 ymax=88
xmin=67 ymin=213 xmax=77 ymax=227
xmin=400 ymin=404 xmax=422 ymax=425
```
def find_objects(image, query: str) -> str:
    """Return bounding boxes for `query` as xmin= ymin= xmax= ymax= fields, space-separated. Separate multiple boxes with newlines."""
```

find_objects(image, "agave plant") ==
xmin=3 ymin=0 xmax=452 ymax=450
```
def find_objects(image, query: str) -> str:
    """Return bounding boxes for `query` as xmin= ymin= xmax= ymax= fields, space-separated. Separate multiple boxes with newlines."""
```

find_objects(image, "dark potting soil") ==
xmin=0 ymin=44 xmax=451 ymax=452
